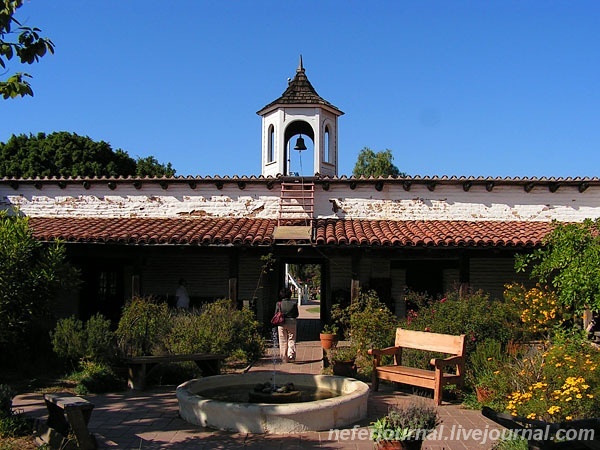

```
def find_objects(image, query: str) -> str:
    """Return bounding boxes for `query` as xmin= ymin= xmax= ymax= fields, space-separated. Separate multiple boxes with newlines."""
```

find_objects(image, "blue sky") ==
xmin=1 ymin=1 xmax=599 ymax=178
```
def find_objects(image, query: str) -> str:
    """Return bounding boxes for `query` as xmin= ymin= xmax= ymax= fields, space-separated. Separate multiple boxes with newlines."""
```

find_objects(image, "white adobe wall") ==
xmin=313 ymin=183 xmax=600 ymax=222
xmin=2 ymin=183 xmax=280 ymax=219
xmin=3 ymin=180 xmax=600 ymax=222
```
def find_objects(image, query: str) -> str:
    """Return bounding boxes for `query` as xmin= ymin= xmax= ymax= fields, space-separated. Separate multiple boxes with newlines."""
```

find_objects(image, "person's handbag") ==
xmin=271 ymin=302 xmax=285 ymax=325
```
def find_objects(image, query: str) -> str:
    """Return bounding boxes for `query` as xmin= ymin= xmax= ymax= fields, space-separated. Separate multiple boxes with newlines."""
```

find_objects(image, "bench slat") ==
xmin=395 ymin=329 xmax=465 ymax=354
xmin=45 ymin=395 xmax=93 ymax=410
xmin=377 ymin=366 xmax=436 ymax=379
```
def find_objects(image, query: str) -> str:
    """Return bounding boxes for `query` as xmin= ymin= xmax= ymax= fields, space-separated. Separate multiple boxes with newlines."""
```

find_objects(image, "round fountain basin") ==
xmin=176 ymin=371 xmax=369 ymax=434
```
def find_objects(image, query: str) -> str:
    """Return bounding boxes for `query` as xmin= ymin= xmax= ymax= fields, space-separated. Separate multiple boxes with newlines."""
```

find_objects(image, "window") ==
xmin=324 ymin=126 xmax=330 ymax=162
xmin=268 ymin=125 xmax=275 ymax=163
xmin=98 ymin=271 xmax=118 ymax=301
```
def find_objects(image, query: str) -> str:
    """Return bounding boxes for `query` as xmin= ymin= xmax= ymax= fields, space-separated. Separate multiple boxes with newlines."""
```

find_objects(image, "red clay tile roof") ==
xmin=312 ymin=219 xmax=554 ymax=247
xmin=28 ymin=217 xmax=278 ymax=246
xmin=27 ymin=217 xmax=554 ymax=248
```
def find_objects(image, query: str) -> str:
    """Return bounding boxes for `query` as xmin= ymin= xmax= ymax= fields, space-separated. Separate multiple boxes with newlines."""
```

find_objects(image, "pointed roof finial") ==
xmin=257 ymin=54 xmax=343 ymax=116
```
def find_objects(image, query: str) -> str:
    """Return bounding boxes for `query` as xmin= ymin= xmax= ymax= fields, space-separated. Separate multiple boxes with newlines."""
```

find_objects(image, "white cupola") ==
xmin=257 ymin=56 xmax=343 ymax=177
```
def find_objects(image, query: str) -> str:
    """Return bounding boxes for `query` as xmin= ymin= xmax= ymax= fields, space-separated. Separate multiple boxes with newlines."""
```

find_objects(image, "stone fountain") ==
xmin=177 ymin=327 xmax=368 ymax=433
xmin=176 ymin=371 xmax=369 ymax=434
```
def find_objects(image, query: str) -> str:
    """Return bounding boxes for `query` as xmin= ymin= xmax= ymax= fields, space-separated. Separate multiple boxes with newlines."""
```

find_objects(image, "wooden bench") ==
xmin=37 ymin=394 xmax=96 ymax=449
xmin=124 ymin=353 xmax=227 ymax=390
xmin=368 ymin=328 xmax=466 ymax=405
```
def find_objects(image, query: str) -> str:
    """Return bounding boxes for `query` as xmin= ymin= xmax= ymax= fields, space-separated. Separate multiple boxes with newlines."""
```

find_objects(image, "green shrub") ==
xmin=467 ymin=339 xmax=507 ymax=388
xmin=84 ymin=314 xmax=116 ymax=362
xmin=401 ymin=289 xmax=518 ymax=369
xmin=331 ymin=290 xmax=398 ymax=377
xmin=505 ymin=329 xmax=600 ymax=422
xmin=0 ymin=414 xmax=31 ymax=438
xmin=504 ymin=283 xmax=571 ymax=341
xmin=0 ymin=385 xmax=31 ymax=438
xmin=51 ymin=316 xmax=86 ymax=362
xmin=0 ymin=385 xmax=14 ymax=419
xmin=492 ymin=437 xmax=528 ymax=450
xmin=116 ymin=297 xmax=171 ymax=357
xmin=465 ymin=339 xmax=513 ymax=409
xmin=52 ymin=313 xmax=116 ymax=366
xmin=164 ymin=299 xmax=265 ymax=363
xmin=72 ymin=361 xmax=125 ymax=395
xmin=0 ymin=212 xmax=79 ymax=368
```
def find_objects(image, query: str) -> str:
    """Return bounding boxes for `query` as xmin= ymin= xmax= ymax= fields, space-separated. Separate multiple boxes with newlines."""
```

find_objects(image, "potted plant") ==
xmin=319 ymin=324 xmax=339 ymax=350
xmin=474 ymin=369 xmax=498 ymax=404
xmin=329 ymin=344 xmax=357 ymax=377
xmin=467 ymin=339 xmax=506 ymax=405
xmin=371 ymin=401 xmax=441 ymax=450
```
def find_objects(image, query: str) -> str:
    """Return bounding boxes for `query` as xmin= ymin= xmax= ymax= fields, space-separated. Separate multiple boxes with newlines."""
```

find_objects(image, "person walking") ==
xmin=275 ymin=287 xmax=299 ymax=363
xmin=175 ymin=278 xmax=190 ymax=309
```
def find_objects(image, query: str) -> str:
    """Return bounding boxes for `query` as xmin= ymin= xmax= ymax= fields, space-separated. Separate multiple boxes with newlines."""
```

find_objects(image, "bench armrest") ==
xmin=430 ymin=355 xmax=464 ymax=369
xmin=368 ymin=346 xmax=399 ymax=357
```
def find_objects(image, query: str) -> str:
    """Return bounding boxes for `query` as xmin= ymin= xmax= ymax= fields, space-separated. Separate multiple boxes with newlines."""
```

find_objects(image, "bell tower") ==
xmin=257 ymin=57 xmax=344 ymax=177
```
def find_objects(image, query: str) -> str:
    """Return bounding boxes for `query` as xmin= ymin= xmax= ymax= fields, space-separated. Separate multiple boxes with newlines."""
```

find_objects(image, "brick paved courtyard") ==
xmin=14 ymin=339 xmax=502 ymax=449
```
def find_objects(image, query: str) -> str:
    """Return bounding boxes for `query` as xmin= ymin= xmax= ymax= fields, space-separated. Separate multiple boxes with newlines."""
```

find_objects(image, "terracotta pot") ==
xmin=376 ymin=440 xmax=423 ymax=450
xmin=319 ymin=333 xmax=339 ymax=350
xmin=507 ymin=340 xmax=545 ymax=356
xmin=476 ymin=386 xmax=495 ymax=403
xmin=332 ymin=360 xmax=357 ymax=377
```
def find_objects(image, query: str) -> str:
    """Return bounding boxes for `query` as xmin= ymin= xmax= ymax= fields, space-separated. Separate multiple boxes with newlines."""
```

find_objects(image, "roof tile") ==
xmin=27 ymin=217 xmax=554 ymax=248
xmin=313 ymin=219 xmax=553 ymax=247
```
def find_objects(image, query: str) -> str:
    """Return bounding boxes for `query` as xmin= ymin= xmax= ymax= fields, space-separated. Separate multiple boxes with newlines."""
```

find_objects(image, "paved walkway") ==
xmin=14 ymin=341 xmax=502 ymax=449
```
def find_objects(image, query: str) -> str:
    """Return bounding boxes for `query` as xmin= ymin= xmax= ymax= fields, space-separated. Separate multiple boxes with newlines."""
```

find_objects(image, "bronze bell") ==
xmin=293 ymin=135 xmax=307 ymax=151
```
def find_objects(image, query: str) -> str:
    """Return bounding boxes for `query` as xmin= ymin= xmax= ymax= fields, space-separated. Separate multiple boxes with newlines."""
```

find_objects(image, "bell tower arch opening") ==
xmin=285 ymin=121 xmax=314 ymax=176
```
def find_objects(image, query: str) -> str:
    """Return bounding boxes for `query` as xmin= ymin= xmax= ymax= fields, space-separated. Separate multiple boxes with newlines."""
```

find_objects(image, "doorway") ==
xmin=280 ymin=260 xmax=325 ymax=341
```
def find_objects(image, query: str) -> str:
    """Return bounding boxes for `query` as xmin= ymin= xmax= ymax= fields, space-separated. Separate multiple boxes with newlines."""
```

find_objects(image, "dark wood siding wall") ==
xmin=470 ymin=257 xmax=531 ymax=300
xmin=141 ymin=251 xmax=230 ymax=306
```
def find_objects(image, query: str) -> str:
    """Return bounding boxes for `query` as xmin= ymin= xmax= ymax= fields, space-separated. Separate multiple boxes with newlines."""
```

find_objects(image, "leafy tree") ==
xmin=1 ymin=0 xmax=54 ymax=99
xmin=135 ymin=155 xmax=175 ymax=177
xmin=0 ymin=132 xmax=176 ymax=177
xmin=0 ymin=211 xmax=78 ymax=364
xmin=515 ymin=219 xmax=600 ymax=314
xmin=352 ymin=147 xmax=406 ymax=177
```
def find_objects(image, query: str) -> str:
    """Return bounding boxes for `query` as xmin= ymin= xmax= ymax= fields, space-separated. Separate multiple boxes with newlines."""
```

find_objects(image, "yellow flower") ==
xmin=547 ymin=406 xmax=561 ymax=415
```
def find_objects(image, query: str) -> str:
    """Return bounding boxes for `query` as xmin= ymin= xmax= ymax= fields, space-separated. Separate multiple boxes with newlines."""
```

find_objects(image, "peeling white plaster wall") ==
xmin=3 ymin=182 xmax=600 ymax=222
xmin=313 ymin=184 xmax=600 ymax=222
